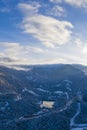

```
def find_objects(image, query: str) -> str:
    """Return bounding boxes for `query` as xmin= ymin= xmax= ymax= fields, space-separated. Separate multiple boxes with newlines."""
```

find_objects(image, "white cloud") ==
xmin=80 ymin=43 xmax=87 ymax=54
xmin=74 ymin=38 xmax=87 ymax=54
xmin=73 ymin=38 xmax=87 ymax=60
xmin=1 ymin=40 xmax=87 ymax=66
xmin=18 ymin=2 xmax=40 ymax=15
xmin=65 ymin=0 xmax=87 ymax=8
xmin=82 ymin=45 xmax=87 ymax=53
xmin=40 ymin=58 xmax=67 ymax=64
xmin=75 ymin=38 xmax=83 ymax=47
xmin=50 ymin=0 xmax=87 ymax=9
xmin=49 ymin=5 xmax=66 ymax=16
xmin=49 ymin=0 xmax=62 ymax=3
xmin=0 ymin=42 xmax=44 ymax=65
xmin=18 ymin=3 xmax=73 ymax=48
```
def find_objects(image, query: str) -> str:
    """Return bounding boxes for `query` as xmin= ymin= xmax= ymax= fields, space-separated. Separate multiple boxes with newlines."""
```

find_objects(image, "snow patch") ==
xmin=22 ymin=88 xmax=38 ymax=96
xmin=37 ymin=88 xmax=49 ymax=93
xmin=14 ymin=94 xmax=22 ymax=101
xmin=67 ymin=87 xmax=72 ymax=91
xmin=22 ymin=88 xmax=28 ymax=93
xmin=28 ymin=90 xmax=38 ymax=96
xmin=54 ymin=91 xmax=63 ymax=94
xmin=64 ymin=92 xmax=69 ymax=100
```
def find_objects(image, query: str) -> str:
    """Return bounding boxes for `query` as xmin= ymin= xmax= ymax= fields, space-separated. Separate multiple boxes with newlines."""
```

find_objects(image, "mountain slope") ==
xmin=0 ymin=64 xmax=87 ymax=130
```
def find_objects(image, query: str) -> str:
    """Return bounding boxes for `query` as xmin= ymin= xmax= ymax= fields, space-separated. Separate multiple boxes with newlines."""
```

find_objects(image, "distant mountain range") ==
xmin=0 ymin=64 xmax=87 ymax=130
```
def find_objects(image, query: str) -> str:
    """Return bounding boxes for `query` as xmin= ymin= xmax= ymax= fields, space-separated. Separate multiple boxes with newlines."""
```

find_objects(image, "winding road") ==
xmin=16 ymin=98 xmax=74 ymax=122
xmin=70 ymin=102 xmax=87 ymax=129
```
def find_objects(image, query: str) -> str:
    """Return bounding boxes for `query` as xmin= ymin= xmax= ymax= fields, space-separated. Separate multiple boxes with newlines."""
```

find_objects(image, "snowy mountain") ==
xmin=0 ymin=64 xmax=87 ymax=130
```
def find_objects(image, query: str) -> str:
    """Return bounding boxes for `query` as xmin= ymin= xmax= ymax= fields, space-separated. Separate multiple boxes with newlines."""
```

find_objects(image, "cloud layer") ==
xmin=0 ymin=42 xmax=44 ymax=65
xmin=1 ymin=39 xmax=87 ymax=65
xmin=1 ymin=0 xmax=87 ymax=66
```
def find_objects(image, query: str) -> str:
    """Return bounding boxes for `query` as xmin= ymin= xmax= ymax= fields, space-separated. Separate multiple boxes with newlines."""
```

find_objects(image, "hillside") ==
xmin=0 ymin=64 xmax=87 ymax=130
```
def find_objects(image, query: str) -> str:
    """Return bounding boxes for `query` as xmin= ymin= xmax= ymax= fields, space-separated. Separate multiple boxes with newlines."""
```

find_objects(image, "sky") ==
xmin=1 ymin=0 xmax=87 ymax=65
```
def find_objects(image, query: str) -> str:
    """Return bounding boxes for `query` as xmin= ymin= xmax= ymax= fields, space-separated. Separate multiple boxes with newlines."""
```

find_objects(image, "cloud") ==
xmin=0 ymin=57 xmax=17 ymax=63
xmin=0 ymin=42 xmax=44 ymax=65
xmin=65 ymin=0 xmax=87 ymax=8
xmin=1 ymin=40 xmax=87 ymax=66
xmin=49 ymin=0 xmax=62 ymax=3
xmin=18 ymin=2 xmax=73 ymax=48
xmin=49 ymin=5 xmax=66 ymax=17
xmin=74 ymin=38 xmax=87 ymax=53
xmin=74 ymin=38 xmax=87 ymax=59
xmin=40 ymin=58 xmax=67 ymax=64
xmin=18 ymin=2 xmax=40 ymax=15
xmin=82 ymin=45 xmax=87 ymax=53
xmin=80 ymin=42 xmax=87 ymax=54
xmin=75 ymin=38 xmax=83 ymax=47
xmin=50 ymin=0 xmax=87 ymax=9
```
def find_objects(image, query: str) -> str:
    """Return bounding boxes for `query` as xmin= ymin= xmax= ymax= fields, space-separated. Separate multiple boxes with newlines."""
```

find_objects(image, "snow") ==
xmin=70 ymin=102 xmax=87 ymax=129
xmin=22 ymin=88 xmax=28 ymax=93
xmin=14 ymin=94 xmax=22 ymax=101
xmin=54 ymin=91 xmax=63 ymax=94
xmin=22 ymin=88 xmax=38 ymax=96
xmin=28 ymin=90 xmax=38 ymax=96
xmin=19 ymin=116 xmax=24 ymax=120
xmin=40 ymin=101 xmax=54 ymax=108
xmin=37 ymin=88 xmax=49 ymax=93
xmin=70 ymin=103 xmax=81 ymax=127
xmin=67 ymin=87 xmax=72 ymax=91
xmin=64 ymin=92 xmax=69 ymax=100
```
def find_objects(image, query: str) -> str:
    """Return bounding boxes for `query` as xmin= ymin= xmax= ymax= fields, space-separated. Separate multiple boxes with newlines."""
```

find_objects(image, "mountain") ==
xmin=0 ymin=64 xmax=87 ymax=130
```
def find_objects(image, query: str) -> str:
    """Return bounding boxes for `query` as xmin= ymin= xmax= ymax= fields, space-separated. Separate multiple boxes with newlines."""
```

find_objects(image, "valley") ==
xmin=0 ymin=64 xmax=87 ymax=129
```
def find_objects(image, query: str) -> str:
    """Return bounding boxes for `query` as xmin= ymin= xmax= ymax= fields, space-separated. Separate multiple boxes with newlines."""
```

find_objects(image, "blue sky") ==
xmin=0 ymin=0 xmax=87 ymax=65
